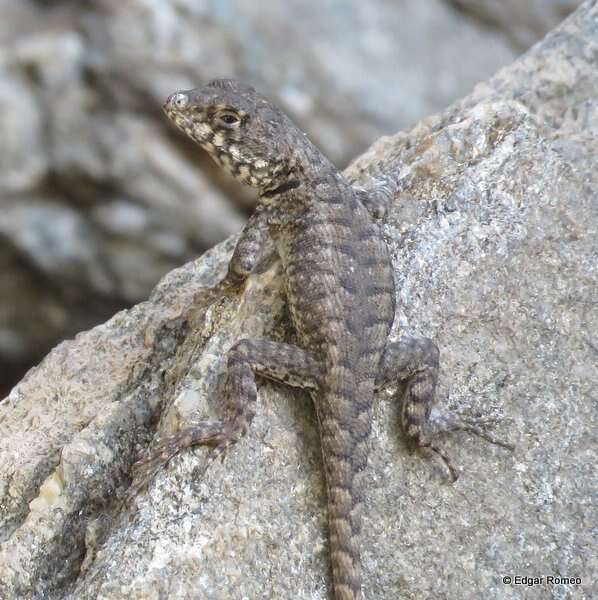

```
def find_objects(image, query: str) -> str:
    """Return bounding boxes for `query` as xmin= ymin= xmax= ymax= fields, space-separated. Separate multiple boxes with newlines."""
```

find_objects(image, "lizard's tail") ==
xmin=319 ymin=389 xmax=371 ymax=600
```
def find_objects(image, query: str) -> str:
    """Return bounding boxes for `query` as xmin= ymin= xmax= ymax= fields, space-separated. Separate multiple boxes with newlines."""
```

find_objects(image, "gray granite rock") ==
xmin=1 ymin=0 xmax=581 ymax=394
xmin=0 ymin=2 xmax=595 ymax=599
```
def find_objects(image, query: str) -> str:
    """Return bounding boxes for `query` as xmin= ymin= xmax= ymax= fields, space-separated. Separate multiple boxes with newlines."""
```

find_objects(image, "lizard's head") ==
xmin=164 ymin=79 xmax=313 ymax=193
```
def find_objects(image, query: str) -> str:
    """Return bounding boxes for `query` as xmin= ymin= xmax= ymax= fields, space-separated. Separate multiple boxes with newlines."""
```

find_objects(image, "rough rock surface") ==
xmin=0 ymin=0 xmax=580 ymax=395
xmin=1 ymin=2 xmax=596 ymax=599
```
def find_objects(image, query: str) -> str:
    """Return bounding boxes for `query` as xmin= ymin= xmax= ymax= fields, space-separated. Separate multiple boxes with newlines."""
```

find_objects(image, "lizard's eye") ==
xmin=172 ymin=93 xmax=189 ymax=109
xmin=216 ymin=111 xmax=241 ymax=127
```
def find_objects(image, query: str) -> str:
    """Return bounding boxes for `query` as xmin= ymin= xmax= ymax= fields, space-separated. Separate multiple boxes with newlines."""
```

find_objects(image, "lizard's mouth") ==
xmin=164 ymin=111 xmax=214 ymax=147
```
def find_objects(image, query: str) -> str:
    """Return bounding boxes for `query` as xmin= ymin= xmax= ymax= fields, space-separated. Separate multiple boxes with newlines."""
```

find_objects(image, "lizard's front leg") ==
xmin=134 ymin=339 xmax=323 ymax=481
xmin=226 ymin=205 xmax=274 ymax=283
xmin=376 ymin=336 xmax=513 ymax=481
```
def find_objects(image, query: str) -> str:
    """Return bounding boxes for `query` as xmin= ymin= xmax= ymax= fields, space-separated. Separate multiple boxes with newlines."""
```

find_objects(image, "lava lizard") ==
xmin=135 ymin=79 xmax=512 ymax=600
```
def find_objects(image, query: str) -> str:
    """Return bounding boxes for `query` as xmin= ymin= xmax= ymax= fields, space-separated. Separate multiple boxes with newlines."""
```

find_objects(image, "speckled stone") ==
xmin=0 ymin=3 xmax=596 ymax=599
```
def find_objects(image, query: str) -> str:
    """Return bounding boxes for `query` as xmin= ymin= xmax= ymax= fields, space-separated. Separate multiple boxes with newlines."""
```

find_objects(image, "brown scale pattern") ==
xmin=133 ymin=79 xmax=513 ymax=600
xmin=164 ymin=79 xmax=394 ymax=600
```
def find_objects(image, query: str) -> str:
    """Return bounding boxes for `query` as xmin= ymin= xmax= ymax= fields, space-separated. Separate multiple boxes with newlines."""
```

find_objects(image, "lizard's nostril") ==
xmin=165 ymin=92 xmax=189 ymax=111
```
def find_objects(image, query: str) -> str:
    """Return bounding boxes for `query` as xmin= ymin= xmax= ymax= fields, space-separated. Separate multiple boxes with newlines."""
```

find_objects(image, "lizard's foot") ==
xmin=128 ymin=338 xmax=323 ymax=499
xmin=414 ymin=407 xmax=514 ymax=482
xmin=427 ymin=406 xmax=514 ymax=451
xmin=130 ymin=421 xmax=236 ymax=495
xmin=377 ymin=336 xmax=513 ymax=481
xmin=419 ymin=442 xmax=459 ymax=482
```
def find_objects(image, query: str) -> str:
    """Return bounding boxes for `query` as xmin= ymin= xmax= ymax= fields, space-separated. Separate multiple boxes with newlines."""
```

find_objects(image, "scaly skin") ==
xmin=135 ymin=79 xmax=513 ymax=599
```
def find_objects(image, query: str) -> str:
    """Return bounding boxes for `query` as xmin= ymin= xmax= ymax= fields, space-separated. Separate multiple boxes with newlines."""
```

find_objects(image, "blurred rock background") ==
xmin=0 ymin=0 xmax=579 ymax=395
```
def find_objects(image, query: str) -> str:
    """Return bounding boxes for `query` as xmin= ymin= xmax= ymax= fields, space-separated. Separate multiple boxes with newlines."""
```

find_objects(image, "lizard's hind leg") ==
xmin=133 ymin=339 xmax=323 ymax=487
xmin=376 ymin=336 xmax=512 ymax=482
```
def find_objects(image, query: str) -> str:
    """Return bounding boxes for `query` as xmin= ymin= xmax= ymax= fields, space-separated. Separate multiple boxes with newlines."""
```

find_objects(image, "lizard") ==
xmin=134 ymin=78 xmax=513 ymax=600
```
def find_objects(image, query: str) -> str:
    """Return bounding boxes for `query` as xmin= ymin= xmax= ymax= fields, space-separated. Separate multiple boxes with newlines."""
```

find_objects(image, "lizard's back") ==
xmin=269 ymin=174 xmax=395 ymax=599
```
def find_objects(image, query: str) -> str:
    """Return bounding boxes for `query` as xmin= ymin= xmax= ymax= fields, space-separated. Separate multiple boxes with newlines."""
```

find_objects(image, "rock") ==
xmin=1 ymin=0 xmax=582 ymax=394
xmin=0 ymin=2 xmax=596 ymax=598
xmin=449 ymin=0 xmax=580 ymax=48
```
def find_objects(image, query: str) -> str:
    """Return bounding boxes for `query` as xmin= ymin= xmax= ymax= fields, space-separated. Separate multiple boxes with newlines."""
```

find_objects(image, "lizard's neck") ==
xmin=259 ymin=135 xmax=337 ymax=196
xmin=294 ymin=139 xmax=337 ymax=181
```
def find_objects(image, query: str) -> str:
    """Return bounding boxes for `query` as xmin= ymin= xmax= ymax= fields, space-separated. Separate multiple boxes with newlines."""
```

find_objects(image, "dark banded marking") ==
xmin=261 ymin=179 xmax=301 ymax=197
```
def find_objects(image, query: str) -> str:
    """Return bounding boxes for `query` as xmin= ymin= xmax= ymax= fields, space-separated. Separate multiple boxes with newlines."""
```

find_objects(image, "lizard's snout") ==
xmin=164 ymin=91 xmax=190 ymax=113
